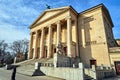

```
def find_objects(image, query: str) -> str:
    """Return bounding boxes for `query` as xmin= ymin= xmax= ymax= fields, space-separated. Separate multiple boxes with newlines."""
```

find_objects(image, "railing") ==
xmin=40 ymin=63 xmax=54 ymax=67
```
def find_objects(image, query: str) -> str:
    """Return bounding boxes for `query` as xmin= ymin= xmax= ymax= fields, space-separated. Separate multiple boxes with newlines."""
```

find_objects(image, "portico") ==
xmin=28 ymin=10 xmax=78 ymax=59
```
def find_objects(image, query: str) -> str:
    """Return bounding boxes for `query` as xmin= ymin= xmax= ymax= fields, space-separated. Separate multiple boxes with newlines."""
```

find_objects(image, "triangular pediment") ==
xmin=30 ymin=6 xmax=78 ymax=28
xmin=30 ymin=6 xmax=70 ymax=28
xmin=37 ymin=10 xmax=66 ymax=23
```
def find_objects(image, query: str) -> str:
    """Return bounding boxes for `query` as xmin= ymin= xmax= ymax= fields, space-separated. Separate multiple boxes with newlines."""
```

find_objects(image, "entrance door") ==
xmin=90 ymin=59 xmax=97 ymax=66
xmin=114 ymin=61 xmax=120 ymax=75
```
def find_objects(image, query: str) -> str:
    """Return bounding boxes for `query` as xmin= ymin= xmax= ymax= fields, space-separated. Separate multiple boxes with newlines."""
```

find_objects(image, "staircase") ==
xmin=15 ymin=58 xmax=53 ymax=76
xmin=84 ymin=74 xmax=94 ymax=80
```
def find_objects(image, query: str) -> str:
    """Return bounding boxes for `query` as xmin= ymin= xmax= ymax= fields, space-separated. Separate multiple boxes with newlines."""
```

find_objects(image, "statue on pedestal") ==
xmin=56 ymin=42 xmax=64 ymax=55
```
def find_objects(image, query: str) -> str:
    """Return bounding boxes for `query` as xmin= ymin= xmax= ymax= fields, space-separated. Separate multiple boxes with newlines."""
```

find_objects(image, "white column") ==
xmin=33 ymin=31 xmax=38 ymax=59
xmin=56 ymin=21 xmax=61 ymax=46
xmin=75 ymin=19 xmax=79 ymax=57
xmin=39 ymin=28 xmax=45 ymax=58
xmin=28 ymin=32 xmax=33 ymax=59
xmin=47 ymin=25 xmax=52 ymax=58
xmin=67 ymin=16 xmax=72 ymax=57
xmin=81 ymin=26 xmax=85 ymax=47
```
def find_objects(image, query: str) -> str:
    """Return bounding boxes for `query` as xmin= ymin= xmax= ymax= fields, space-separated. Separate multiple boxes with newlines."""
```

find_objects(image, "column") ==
xmin=39 ymin=28 xmax=45 ymax=58
xmin=28 ymin=32 xmax=33 ymax=59
xmin=75 ymin=19 xmax=79 ymax=57
xmin=47 ymin=25 xmax=52 ymax=58
xmin=81 ymin=26 xmax=85 ymax=47
xmin=56 ymin=21 xmax=61 ymax=46
xmin=33 ymin=31 xmax=39 ymax=59
xmin=67 ymin=16 xmax=72 ymax=57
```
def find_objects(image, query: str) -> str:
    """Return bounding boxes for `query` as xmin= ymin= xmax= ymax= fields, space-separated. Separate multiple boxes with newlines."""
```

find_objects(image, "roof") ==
xmin=29 ymin=4 xmax=114 ymax=29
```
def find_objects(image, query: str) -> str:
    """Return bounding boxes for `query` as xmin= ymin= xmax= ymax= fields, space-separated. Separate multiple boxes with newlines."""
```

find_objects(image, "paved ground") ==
xmin=0 ymin=68 xmax=64 ymax=80
xmin=1 ymin=68 xmax=120 ymax=80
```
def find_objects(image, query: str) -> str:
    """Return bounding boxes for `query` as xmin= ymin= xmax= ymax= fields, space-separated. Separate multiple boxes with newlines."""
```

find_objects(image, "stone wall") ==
xmin=54 ymin=53 xmax=72 ymax=67
xmin=40 ymin=67 xmax=84 ymax=80
xmin=96 ymin=69 xmax=115 ymax=80
xmin=109 ymin=47 xmax=120 ymax=68
xmin=84 ymin=65 xmax=115 ymax=80
xmin=78 ymin=6 xmax=111 ymax=67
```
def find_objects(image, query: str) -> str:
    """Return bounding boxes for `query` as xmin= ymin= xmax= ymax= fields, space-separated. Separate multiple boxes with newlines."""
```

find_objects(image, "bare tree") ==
xmin=0 ymin=40 xmax=8 ymax=56
xmin=0 ymin=40 xmax=12 ymax=64
xmin=10 ymin=39 xmax=29 ymax=55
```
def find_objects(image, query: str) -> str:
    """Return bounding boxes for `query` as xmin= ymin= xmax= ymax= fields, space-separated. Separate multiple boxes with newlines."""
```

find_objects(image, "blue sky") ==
xmin=0 ymin=0 xmax=120 ymax=43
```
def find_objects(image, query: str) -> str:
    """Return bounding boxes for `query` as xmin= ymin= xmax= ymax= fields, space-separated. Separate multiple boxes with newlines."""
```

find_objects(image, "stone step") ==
xmin=15 ymin=58 xmax=53 ymax=76
xmin=84 ymin=74 xmax=94 ymax=80
xmin=16 ymin=64 xmax=35 ymax=76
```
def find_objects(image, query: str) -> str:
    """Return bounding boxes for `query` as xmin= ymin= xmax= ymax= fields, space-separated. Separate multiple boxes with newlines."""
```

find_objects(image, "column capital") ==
xmin=56 ymin=21 xmax=61 ymax=24
xmin=36 ymin=30 xmax=39 ymax=33
xmin=41 ymin=27 xmax=44 ymax=30
xmin=65 ymin=16 xmax=71 ymax=20
xmin=48 ymin=24 xmax=52 ymax=27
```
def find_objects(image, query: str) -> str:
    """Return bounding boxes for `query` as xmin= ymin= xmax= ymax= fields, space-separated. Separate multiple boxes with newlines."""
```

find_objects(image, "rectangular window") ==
xmin=90 ymin=59 xmax=97 ymax=66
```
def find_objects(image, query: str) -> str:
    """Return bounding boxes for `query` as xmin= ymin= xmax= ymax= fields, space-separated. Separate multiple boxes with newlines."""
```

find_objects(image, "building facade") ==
xmin=28 ymin=4 xmax=118 ymax=67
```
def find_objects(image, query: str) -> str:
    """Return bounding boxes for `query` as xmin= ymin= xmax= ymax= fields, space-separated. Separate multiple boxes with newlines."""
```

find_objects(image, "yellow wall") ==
xmin=110 ymin=53 xmax=120 ymax=66
xmin=78 ymin=7 xmax=111 ymax=67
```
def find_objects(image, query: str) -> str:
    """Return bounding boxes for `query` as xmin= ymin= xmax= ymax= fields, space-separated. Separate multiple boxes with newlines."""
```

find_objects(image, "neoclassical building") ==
xmin=28 ymin=4 xmax=119 ymax=67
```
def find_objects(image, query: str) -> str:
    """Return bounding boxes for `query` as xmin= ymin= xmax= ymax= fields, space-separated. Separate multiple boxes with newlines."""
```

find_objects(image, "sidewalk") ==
xmin=0 ymin=68 xmax=64 ymax=80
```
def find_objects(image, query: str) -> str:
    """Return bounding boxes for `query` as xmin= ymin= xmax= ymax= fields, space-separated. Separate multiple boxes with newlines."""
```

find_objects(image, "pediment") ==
xmin=30 ymin=7 xmax=70 ymax=28
xmin=30 ymin=6 xmax=78 ymax=29
xmin=37 ymin=10 xmax=66 ymax=23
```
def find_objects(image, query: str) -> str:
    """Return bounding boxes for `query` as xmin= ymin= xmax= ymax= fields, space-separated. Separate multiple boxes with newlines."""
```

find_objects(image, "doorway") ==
xmin=90 ymin=59 xmax=97 ymax=66
xmin=114 ymin=61 xmax=120 ymax=75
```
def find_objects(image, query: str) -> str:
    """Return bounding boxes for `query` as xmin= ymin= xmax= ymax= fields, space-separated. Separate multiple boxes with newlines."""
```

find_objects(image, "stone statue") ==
xmin=56 ymin=42 xmax=64 ymax=55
